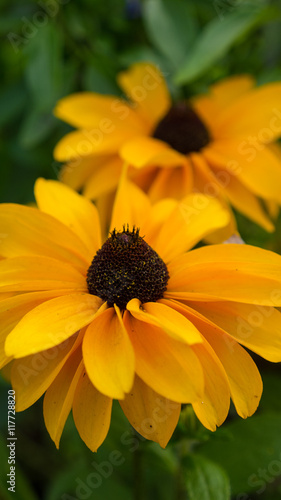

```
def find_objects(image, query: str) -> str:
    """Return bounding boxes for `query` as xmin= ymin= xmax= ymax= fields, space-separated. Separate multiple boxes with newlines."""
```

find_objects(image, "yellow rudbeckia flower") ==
xmin=1 ymin=177 xmax=281 ymax=452
xmin=54 ymin=62 xmax=281 ymax=232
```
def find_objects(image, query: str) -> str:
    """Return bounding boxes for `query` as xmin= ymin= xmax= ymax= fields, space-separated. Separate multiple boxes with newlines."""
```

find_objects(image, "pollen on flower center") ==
xmin=152 ymin=102 xmax=210 ymax=155
xmin=86 ymin=226 xmax=170 ymax=309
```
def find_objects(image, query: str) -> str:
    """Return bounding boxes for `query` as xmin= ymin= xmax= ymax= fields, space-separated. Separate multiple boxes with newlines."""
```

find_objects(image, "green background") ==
xmin=1 ymin=0 xmax=281 ymax=498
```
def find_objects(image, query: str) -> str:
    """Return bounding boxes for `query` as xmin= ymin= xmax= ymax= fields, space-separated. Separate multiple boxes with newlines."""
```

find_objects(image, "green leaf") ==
xmin=143 ymin=0 xmax=197 ymax=68
xmin=174 ymin=6 xmax=266 ymax=84
xmin=197 ymin=413 xmax=281 ymax=496
xmin=46 ymin=453 xmax=132 ymax=500
xmin=183 ymin=454 xmax=231 ymax=500
xmin=24 ymin=23 xmax=64 ymax=111
xmin=143 ymin=444 xmax=178 ymax=500
xmin=0 ymin=83 xmax=27 ymax=127
xmin=18 ymin=109 xmax=56 ymax=149
xmin=83 ymin=65 xmax=120 ymax=95
xmin=259 ymin=372 xmax=281 ymax=413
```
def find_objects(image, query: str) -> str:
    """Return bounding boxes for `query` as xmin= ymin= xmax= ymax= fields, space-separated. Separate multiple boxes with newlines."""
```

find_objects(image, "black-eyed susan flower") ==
xmin=54 ymin=62 xmax=281 ymax=233
xmin=2 ymin=177 xmax=281 ymax=452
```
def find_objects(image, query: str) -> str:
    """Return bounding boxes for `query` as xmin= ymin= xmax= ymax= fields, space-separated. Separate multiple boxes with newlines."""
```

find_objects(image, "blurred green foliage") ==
xmin=1 ymin=0 xmax=281 ymax=499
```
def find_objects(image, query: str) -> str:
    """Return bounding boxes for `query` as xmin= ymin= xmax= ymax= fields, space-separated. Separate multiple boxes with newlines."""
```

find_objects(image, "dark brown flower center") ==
xmin=87 ymin=227 xmax=169 ymax=309
xmin=152 ymin=102 xmax=210 ymax=155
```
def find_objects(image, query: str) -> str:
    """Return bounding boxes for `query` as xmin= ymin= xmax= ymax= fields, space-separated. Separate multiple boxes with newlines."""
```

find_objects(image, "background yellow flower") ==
xmin=54 ymin=63 xmax=281 ymax=233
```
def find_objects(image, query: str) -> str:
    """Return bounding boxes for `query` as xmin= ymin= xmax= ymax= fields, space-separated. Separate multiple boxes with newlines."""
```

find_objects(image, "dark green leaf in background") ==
xmin=83 ymin=64 xmax=121 ymax=95
xmin=18 ymin=110 xmax=57 ymax=149
xmin=143 ymin=0 xmax=197 ymax=69
xmin=197 ymin=413 xmax=281 ymax=497
xmin=183 ymin=454 xmax=231 ymax=500
xmin=0 ymin=83 xmax=27 ymax=127
xmin=24 ymin=23 xmax=64 ymax=111
xmin=174 ymin=3 xmax=268 ymax=84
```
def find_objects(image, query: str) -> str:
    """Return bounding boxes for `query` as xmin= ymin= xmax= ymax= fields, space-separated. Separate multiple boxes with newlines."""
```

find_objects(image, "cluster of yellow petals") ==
xmin=54 ymin=62 xmax=281 ymax=234
xmin=2 ymin=62 xmax=281 ymax=452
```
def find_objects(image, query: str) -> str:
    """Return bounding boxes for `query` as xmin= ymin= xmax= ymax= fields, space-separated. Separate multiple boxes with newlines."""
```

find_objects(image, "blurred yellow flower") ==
xmin=54 ymin=62 xmax=281 ymax=232
xmin=1 ymin=177 xmax=281 ymax=451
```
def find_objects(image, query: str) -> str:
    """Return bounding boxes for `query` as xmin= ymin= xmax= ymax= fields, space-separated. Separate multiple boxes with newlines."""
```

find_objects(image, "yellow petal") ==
xmin=43 ymin=347 xmax=84 ymax=448
xmin=110 ymin=168 xmax=151 ymax=232
xmin=209 ymin=140 xmax=281 ymax=202
xmin=147 ymin=163 xmax=193 ymax=203
xmin=264 ymin=198 xmax=279 ymax=220
xmin=210 ymin=75 xmax=255 ymax=108
xmin=140 ymin=198 xmax=178 ymax=248
xmin=213 ymin=163 xmax=274 ymax=232
xmin=158 ymin=299 xmax=231 ymax=430
xmin=83 ymin=306 xmax=135 ymax=399
xmin=0 ymin=291 xmax=75 ymax=316
xmin=59 ymin=155 xmax=113 ymax=191
xmin=192 ymin=150 xmax=274 ymax=232
xmin=0 ymin=290 xmax=76 ymax=369
xmin=166 ymin=299 xmax=262 ymax=418
xmin=152 ymin=194 xmax=230 ymax=261
xmin=192 ymin=339 xmax=230 ymax=431
xmin=1 ymin=361 xmax=12 ymax=382
xmin=124 ymin=311 xmax=204 ymax=403
xmin=54 ymin=127 xmax=138 ymax=162
xmin=216 ymin=82 xmax=281 ymax=140
xmin=5 ymin=293 xmax=103 ymax=358
xmin=11 ymin=332 xmax=81 ymax=411
xmin=127 ymin=298 xmax=202 ymax=345
xmin=189 ymin=154 xmax=238 ymax=243
xmin=120 ymin=136 xmax=187 ymax=169
xmin=0 ymin=204 xmax=90 ymax=269
xmin=192 ymin=76 xmax=255 ymax=135
xmin=204 ymin=207 xmax=238 ymax=245
xmin=95 ymin=191 xmax=116 ymax=242
xmin=0 ymin=352 xmax=12 ymax=371
xmin=0 ymin=256 xmax=87 ymax=293
xmin=130 ymin=164 xmax=159 ymax=191
xmin=72 ymin=370 xmax=112 ymax=452
xmin=0 ymin=293 xmax=15 ymax=301
xmin=202 ymin=329 xmax=262 ymax=418
xmin=117 ymin=62 xmax=171 ymax=128
xmin=83 ymin=157 xmax=122 ymax=200
xmin=119 ymin=375 xmax=180 ymax=448
xmin=191 ymin=96 xmax=221 ymax=135
xmin=35 ymin=178 xmax=101 ymax=257
xmin=191 ymin=151 xmax=224 ymax=196
xmin=166 ymin=244 xmax=281 ymax=305
xmin=54 ymin=92 xmax=145 ymax=131
xmin=190 ymin=299 xmax=281 ymax=362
